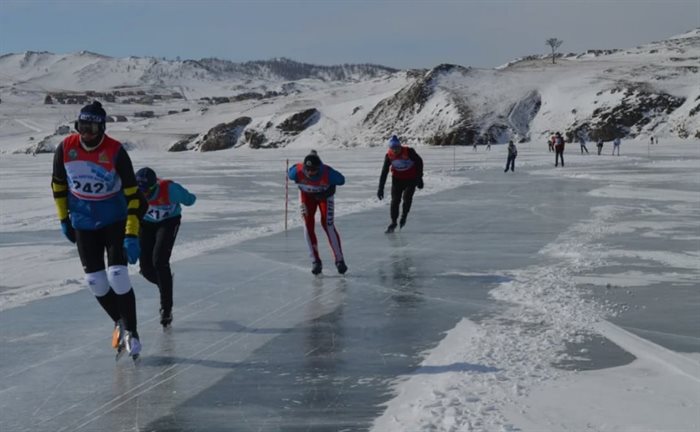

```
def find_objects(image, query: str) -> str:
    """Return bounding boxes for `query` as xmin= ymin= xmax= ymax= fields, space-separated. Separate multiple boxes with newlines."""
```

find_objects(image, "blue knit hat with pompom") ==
xmin=388 ymin=135 xmax=401 ymax=148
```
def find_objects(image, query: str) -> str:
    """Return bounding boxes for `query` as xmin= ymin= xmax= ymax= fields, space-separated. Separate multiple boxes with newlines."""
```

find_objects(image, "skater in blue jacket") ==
xmin=136 ymin=167 xmax=196 ymax=328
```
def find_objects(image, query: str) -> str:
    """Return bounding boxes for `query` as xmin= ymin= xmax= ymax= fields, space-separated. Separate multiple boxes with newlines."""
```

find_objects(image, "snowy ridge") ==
xmin=1 ymin=30 xmax=699 ymax=155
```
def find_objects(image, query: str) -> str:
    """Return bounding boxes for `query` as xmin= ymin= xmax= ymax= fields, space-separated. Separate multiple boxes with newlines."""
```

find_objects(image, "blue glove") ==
xmin=60 ymin=218 xmax=76 ymax=243
xmin=123 ymin=236 xmax=140 ymax=264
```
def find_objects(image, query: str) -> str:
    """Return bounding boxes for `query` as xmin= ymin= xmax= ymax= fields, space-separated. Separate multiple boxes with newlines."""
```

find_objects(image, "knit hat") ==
xmin=388 ymin=135 xmax=401 ymax=148
xmin=75 ymin=101 xmax=107 ymax=148
xmin=78 ymin=101 xmax=107 ymax=124
xmin=303 ymin=152 xmax=322 ymax=171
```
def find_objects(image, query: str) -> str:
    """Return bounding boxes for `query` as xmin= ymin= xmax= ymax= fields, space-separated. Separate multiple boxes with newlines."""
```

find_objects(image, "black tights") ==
xmin=139 ymin=217 xmax=181 ymax=312
xmin=75 ymin=221 xmax=137 ymax=335
xmin=390 ymin=178 xmax=417 ymax=223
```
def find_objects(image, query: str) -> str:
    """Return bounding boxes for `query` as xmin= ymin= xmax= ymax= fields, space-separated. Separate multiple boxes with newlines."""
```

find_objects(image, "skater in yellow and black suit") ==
xmin=51 ymin=101 xmax=143 ymax=358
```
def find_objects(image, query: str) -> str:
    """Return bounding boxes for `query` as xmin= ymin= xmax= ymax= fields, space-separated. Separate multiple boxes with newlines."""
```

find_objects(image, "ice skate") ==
xmin=399 ymin=215 xmax=407 ymax=229
xmin=311 ymin=260 xmax=322 ymax=275
xmin=335 ymin=260 xmax=347 ymax=275
xmin=111 ymin=320 xmax=123 ymax=350
xmin=385 ymin=222 xmax=397 ymax=234
xmin=123 ymin=331 xmax=141 ymax=360
xmin=160 ymin=308 xmax=173 ymax=329
xmin=114 ymin=322 xmax=127 ymax=361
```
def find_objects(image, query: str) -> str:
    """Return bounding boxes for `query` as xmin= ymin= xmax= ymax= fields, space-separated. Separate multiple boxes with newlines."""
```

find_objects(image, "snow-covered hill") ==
xmin=364 ymin=29 xmax=699 ymax=146
xmin=0 ymin=29 xmax=697 ymax=154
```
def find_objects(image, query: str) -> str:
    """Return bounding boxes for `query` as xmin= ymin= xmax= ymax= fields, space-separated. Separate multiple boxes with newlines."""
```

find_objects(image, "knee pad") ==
xmin=85 ymin=270 xmax=110 ymax=297
xmin=107 ymin=265 xmax=132 ymax=295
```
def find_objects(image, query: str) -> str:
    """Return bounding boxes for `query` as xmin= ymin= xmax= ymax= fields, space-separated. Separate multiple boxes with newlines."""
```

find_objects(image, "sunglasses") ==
xmin=76 ymin=121 xmax=102 ymax=134
xmin=137 ymin=180 xmax=156 ymax=193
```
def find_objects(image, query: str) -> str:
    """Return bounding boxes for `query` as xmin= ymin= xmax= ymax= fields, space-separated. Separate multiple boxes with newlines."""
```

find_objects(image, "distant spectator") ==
xmin=579 ymin=136 xmax=589 ymax=154
xmin=473 ymin=141 xmax=477 ymax=152
xmin=504 ymin=140 xmax=517 ymax=172
xmin=548 ymin=134 xmax=555 ymax=152
xmin=554 ymin=132 xmax=565 ymax=167
xmin=596 ymin=138 xmax=604 ymax=155
xmin=612 ymin=137 xmax=621 ymax=156
xmin=650 ymin=136 xmax=655 ymax=145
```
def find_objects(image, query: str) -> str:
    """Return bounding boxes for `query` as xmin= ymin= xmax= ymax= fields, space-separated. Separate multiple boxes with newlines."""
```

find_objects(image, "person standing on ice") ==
xmin=135 ymin=167 xmax=196 ymax=328
xmin=579 ymin=136 xmax=589 ymax=154
xmin=596 ymin=138 xmax=604 ymax=155
xmin=51 ymin=101 xmax=143 ymax=359
xmin=288 ymin=150 xmax=347 ymax=275
xmin=548 ymin=134 xmax=555 ymax=152
xmin=504 ymin=140 xmax=517 ymax=172
xmin=612 ymin=137 xmax=621 ymax=155
xmin=554 ymin=131 xmax=565 ymax=167
xmin=377 ymin=135 xmax=424 ymax=233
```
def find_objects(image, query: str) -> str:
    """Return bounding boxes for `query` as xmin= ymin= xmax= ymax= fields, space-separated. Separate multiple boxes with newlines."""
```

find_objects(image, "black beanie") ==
xmin=78 ymin=101 xmax=107 ymax=124
xmin=303 ymin=153 xmax=322 ymax=169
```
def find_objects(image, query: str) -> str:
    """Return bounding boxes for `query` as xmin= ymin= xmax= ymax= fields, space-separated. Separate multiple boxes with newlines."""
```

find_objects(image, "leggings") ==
xmin=300 ymin=193 xmax=343 ymax=263
xmin=390 ymin=177 xmax=417 ymax=222
xmin=139 ymin=216 xmax=181 ymax=312
xmin=75 ymin=220 xmax=138 ymax=334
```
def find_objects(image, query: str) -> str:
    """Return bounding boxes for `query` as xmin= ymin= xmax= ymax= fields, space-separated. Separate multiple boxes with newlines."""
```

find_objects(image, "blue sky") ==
xmin=1 ymin=0 xmax=698 ymax=69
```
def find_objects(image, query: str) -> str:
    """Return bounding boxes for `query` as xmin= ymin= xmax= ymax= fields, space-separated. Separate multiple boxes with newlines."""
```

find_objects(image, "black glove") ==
xmin=60 ymin=218 xmax=76 ymax=243
xmin=314 ymin=185 xmax=336 ymax=201
xmin=377 ymin=188 xmax=384 ymax=200
xmin=416 ymin=178 xmax=424 ymax=189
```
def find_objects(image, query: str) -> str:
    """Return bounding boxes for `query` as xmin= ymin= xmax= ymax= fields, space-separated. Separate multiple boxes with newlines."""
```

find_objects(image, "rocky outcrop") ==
xmin=364 ymin=64 xmax=478 ymax=144
xmin=244 ymin=129 xmax=267 ymax=149
xmin=568 ymin=84 xmax=685 ymax=141
xmin=425 ymin=127 xmax=478 ymax=146
xmin=507 ymin=91 xmax=541 ymax=140
xmin=365 ymin=65 xmax=467 ymax=128
xmin=277 ymin=109 xmax=320 ymax=135
xmin=197 ymin=117 xmax=252 ymax=151
xmin=168 ymin=134 xmax=199 ymax=152
xmin=363 ymin=64 xmax=543 ymax=145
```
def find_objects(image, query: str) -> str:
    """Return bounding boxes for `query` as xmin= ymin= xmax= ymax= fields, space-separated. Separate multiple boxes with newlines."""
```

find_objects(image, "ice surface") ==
xmin=1 ymin=143 xmax=699 ymax=431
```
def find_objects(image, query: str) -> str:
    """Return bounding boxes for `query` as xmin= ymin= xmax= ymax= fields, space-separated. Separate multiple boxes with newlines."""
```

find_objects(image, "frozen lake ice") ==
xmin=1 ymin=143 xmax=698 ymax=431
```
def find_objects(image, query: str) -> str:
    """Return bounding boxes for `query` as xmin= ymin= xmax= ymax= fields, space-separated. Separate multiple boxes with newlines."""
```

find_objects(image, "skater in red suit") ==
xmin=377 ymin=135 xmax=424 ymax=233
xmin=288 ymin=151 xmax=347 ymax=275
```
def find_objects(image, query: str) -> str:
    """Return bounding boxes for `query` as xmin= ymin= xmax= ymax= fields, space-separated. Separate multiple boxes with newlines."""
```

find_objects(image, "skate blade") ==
xmin=115 ymin=347 xmax=126 ymax=362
